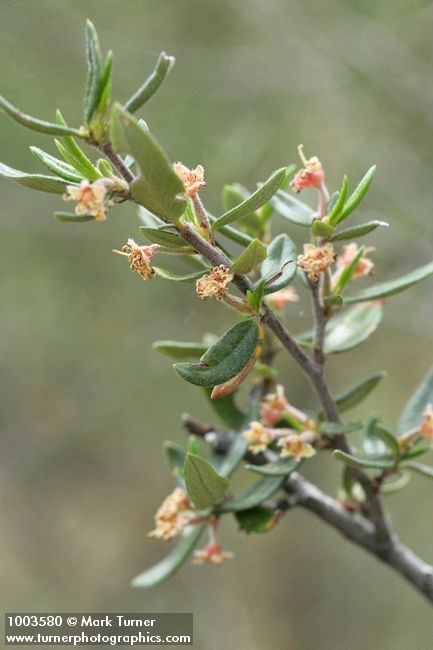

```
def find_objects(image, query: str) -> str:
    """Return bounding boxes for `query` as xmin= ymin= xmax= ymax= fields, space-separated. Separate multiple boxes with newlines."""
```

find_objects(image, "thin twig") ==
xmin=99 ymin=142 xmax=135 ymax=184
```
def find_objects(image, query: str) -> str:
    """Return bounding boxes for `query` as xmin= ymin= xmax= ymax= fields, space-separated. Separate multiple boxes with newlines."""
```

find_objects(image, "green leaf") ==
xmin=323 ymin=293 xmax=343 ymax=307
xmin=217 ymin=400 xmax=259 ymax=477
xmin=212 ymin=168 xmax=287 ymax=231
xmin=164 ymin=441 xmax=186 ymax=476
xmin=361 ymin=418 xmax=401 ymax=461
xmin=215 ymin=222 xmax=254 ymax=247
xmin=333 ymin=165 xmax=376 ymax=225
xmin=270 ymin=189 xmax=315 ymax=227
xmin=404 ymin=461 xmax=433 ymax=479
xmin=154 ymin=267 xmax=208 ymax=282
xmin=402 ymin=445 xmax=431 ymax=460
xmin=216 ymin=476 xmax=285 ymax=513
xmin=54 ymin=211 xmax=95 ymax=223
xmin=335 ymin=372 xmax=386 ymax=413
xmin=84 ymin=19 xmax=103 ymax=124
xmin=131 ymin=524 xmax=204 ymax=588
xmin=330 ymin=220 xmax=388 ymax=242
xmin=152 ymin=340 xmax=209 ymax=360
xmin=174 ymin=320 xmax=259 ymax=387
xmin=30 ymin=147 xmax=83 ymax=183
xmin=344 ymin=261 xmax=433 ymax=304
xmin=320 ymin=421 xmax=362 ymax=436
xmin=245 ymin=457 xmax=298 ymax=476
xmin=246 ymin=279 xmax=266 ymax=314
xmin=0 ymin=94 xmax=82 ymax=136
xmin=124 ymin=52 xmax=175 ymax=113
xmin=297 ymin=302 xmax=384 ymax=354
xmin=235 ymin=506 xmax=276 ymax=533
xmin=203 ymin=388 xmax=245 ymax=431
xmin=184 ymin=453 xmax=229 ymax=510
xmin=110 ymin=103 xmax=185 ymax=221
xmin=260 ymin=233 xmax=297 ymax=294
xmin=0 ymin=162 xmax=69 ymax=194
xmin=328 ymin=175 xmax=348 ymax=225
xmin=397 ymin=364 xmax=433 ymax=434
xmin=139 ymin=226 xmax=189 ymax=248
xmin=187 ymin=435 xmax=203 ymax=458
xmin=333 ymin=449 xmax=394 ymax=470
xmin=230 ymin=239 xmax=267 ymax=274
xmin=380 ymin=472 xmax=411 ymax=494
xmin=333 ymin=245 xmax=365 ymax=294
xmin=311 ymin=220 xmax=336 ymax=238
xmin=55 ymin=110 xmax=102 ymax=181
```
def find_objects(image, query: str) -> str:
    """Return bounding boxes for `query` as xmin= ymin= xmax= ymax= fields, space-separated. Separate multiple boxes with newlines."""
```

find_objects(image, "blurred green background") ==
xmin=1 ymin=1 xmax=433 ymax=648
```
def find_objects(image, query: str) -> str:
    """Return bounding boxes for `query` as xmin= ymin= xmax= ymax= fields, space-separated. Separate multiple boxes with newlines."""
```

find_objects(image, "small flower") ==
xmin=290 ymin=145 xmax=325 ymax=193
xmin=148 ymin=488 xmax=192 ymax=541
xmin=266 ymin=287 xmax=299 ymax=310
xmin=277 ymin=433 xmax=316 ymax=461
xmin=174 ymin=162 xmax=206 ymax=196
xmin=196 ymin=265 xmax=233 ymax=301
xmin=297 ymin=243 xmax=336 ymax=281
xmin=193 ymin=543 xmax=234 ymax=566
xmin=63 ymin=179 xmax=111 ymax=221
xmin=112 ymin=238 xmax=156 ymax=281
xmin=260 ymin=385 xmax=308 ymax=427
xmin=419 ymin=404 xmax=433 ymax=439
xmin=243 ymin=421 xmax=274 ymax=454
xmin=333 ymin=243 xmax=375 ymax=283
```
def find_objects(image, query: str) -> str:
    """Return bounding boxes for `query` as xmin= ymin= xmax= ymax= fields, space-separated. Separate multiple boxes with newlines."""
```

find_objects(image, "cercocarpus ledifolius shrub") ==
xmin=2 ymin=21 xmax=433 ymax=603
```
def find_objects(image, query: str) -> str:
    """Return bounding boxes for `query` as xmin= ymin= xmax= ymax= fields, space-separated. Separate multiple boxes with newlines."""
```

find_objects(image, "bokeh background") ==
xmin=1 ymin=1 xmax=433 ymax=648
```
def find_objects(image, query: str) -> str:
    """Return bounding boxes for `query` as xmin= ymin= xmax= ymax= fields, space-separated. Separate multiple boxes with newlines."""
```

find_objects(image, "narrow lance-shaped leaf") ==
xmin=54 ymin=212 xmax=95 ymax=223
xmin=330 ymin=220 xmax=388 ymax=242
xmin=55 ymin=110 xmax=102 ymax=181
xmin=212 ymin=167 xmax=287 ymax=231
xmin=245 ymin=457 xmax=298 ymax=477
xmin=154 ymin=267 xmax=208 ymax=283
xmin=333 ymin=245 xmax=365 ymax=294
xmin=260 ymin=233 xmax=297 ymax=295
xmin=124 ymin=52 xmax=176 ymax=113
xmin=0 ymin=94 xmax=82 ymax=136
xmin=0 ymin=162 xmax=71 ymax=195
xmin=30 ymin=147 xmax=84 ymax=183
xmin=334 ymin=372 xmax=386 ymax=413
xmin=216 ymin=476 xmax=285 ymax=513
xmin=184 ymin=453 xmax=229 ymax=510
xmin=344 ymin=261 xmax=433 ymax=304
xmin=83 ymin=19 xmax=103 ymax=124
xmin=217 ymin=400 xmax=259 ymax=478
xmin=270 ymin=189 xmax=315 ymax=227
xmin=139 ymin=225 xmax=190 ymax=248
xmin=174 ymin=320 xmax=260 ymax=387
xmin=110 ymin=103 xmax=185 ymax=222
xmin=333 ymin=165 xmax=376 ymax=225
xmin=230 ymin=239 xmax=267 ymax=275
xmin=404 ymin=462 xmax=433 ymax=479
xmin=131 ymin=524 xmax=204 ymax=588
xmin=397 ymin=364 xmax=433 ymax=434
xmin=328 ymin=175 xmax=348 ymax=225
xmin=203 ymin=387 xmax=245 ymax=431
xmin=333 ymin=449 xmax=394 ymax=470
xmin=152 ymin=340 xmax=209 ymax=360
xmin=297 ymin=301 xmax=384 ymax=354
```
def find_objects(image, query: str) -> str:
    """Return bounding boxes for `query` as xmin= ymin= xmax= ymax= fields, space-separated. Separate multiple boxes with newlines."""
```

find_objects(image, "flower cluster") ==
xmin=196 ymin=265 xmax=234 ymax=301
xmin=148 ymin=488 xmax=192 ymax=541
xmin=290 ymin=145 xmax=325 ymax=193
xmin=112 ymin=238 xmax=156 ymax=281
xmin=297 ymin=243 xmax=336 ymax=281
xmin=243 ymin=385 xmax=317 ymax=461
xmin=63 ymin=179 xmax=112 ymax=221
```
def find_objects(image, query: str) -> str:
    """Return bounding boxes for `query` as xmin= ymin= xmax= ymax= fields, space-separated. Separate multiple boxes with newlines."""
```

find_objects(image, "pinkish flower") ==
xmin=174 ymin=162 xmax=206 ymax=196
xmin=297 ymin=243 xmax=336 ymax=281
xmin=333 ymin=243 xmax=375 ymax=284
xmin=290 ymin=145 xmax=325 ymax=193
xmin=112 ymin=238 xmax=156 ymax=281
xmin=266 ymin=287 xmax=299 ymax=310
xmin=193 ymin=543 xmax=234 ymax=566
